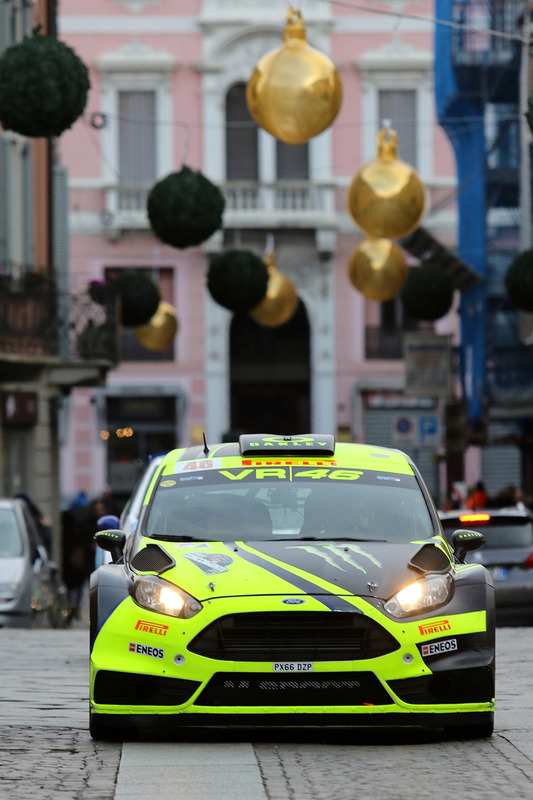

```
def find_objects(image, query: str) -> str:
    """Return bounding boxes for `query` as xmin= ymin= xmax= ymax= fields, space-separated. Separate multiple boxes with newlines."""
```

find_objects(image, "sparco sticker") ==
xmin=421 ymin=638 xmax=458 ymax=657
xmin=129 ymin=642 xmax=164 ymax=659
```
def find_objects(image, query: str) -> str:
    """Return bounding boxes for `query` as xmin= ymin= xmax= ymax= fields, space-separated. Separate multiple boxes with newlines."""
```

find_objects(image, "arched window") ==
xmin=276 ymin=139 xmax=309 ymax=180
xmin=225 ymin=83 xmax=309 ymax=182
xmin=225 ymin=83 xmax=258 ymax=181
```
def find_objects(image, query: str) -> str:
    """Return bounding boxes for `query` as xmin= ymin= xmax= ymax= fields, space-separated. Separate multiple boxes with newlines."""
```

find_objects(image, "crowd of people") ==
xmin=443 ymin=481 xmax=531 ymax=512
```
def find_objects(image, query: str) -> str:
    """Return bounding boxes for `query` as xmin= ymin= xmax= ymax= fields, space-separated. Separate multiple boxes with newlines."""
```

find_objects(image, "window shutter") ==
xmin=378 ymin=90 xmax=417 ymax=168
xmin=118 ymin=91 xmax=156 ymax=183
xmin=276 ymin=140 xmax=309 ymax=180
xmin=225 ymin=84 xmax=258 ymax=180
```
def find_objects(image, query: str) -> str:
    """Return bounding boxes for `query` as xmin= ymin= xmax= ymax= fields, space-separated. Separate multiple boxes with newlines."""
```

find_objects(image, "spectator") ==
xmin=61 ymin=507 xmax=93 ymax=620
xmin=82 ymin=498 xmax=107 ymax=570
xmin=466 ymin=481 xmax=489 ymax=510
xmin=102 ymin=486 xmax=120 ymax=517
xmin=493 ymin=484 xmax=516 ymax=508
xmin=15 ymin=493 xmax=53 ymax=551
xmin=514 ymin=488 xmax=527 ymax=512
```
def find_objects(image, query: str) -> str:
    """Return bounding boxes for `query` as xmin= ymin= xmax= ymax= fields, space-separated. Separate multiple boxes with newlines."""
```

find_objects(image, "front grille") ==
xmin=196 ymin=671 xmax=393 ymax=707
xmin=187 ymin=611 xmax=399 ymax=661
xmin=94 ymin=670 xmax=200 ymax=706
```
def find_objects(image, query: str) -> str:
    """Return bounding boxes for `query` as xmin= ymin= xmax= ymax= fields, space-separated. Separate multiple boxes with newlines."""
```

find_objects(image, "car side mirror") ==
xmin=94 ymin=529 xmax=126 ymax=564
xmin=452 ymin=529 xmax=486 ymax=563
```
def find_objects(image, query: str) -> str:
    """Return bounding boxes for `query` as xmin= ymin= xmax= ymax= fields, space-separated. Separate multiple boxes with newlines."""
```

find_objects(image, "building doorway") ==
xmin=229 ymin=300 xmax=311 ymax=436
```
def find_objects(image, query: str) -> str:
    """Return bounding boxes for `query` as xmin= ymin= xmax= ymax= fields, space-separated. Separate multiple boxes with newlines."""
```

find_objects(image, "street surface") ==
xmin=1 ymin=606 xmax=532 ymax=800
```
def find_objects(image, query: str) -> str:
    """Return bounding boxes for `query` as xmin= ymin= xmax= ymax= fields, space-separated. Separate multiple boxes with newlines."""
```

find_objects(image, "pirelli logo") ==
xmin=242 ymin=460 xmax=337 ymax=467
xmin=418 ymin=619 xmax=451 ymax=636
xmin=135 ymin=619 xmax=169 ymax=636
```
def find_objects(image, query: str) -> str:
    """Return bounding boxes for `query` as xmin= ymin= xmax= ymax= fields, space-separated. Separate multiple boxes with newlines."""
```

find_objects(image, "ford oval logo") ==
xmin=282 ymin=598 xmax=305 ymax=605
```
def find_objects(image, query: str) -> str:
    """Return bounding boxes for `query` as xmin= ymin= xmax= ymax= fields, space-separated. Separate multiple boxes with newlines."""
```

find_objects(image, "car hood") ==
xmin=131 ymin=537 xmax=450 ymax=602
xmin=0 ymin=557 xmax=26 ymax=585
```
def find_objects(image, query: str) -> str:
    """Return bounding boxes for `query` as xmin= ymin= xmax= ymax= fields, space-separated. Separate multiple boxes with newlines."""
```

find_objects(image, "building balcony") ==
xmin=451 ymin=0 xmax=521 ymax=103
xmin=0 ymin=280 xmax=119 ymax=367
xmin=103 ymin=180 xmax=337 ymax=233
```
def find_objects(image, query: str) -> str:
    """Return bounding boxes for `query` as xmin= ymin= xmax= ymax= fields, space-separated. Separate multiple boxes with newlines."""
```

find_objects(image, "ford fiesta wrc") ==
xmin=90 ymin=434 xmax=495 ymax=740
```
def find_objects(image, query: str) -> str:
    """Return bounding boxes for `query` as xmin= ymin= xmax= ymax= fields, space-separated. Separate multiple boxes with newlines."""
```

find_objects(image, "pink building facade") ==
xmin=58 ymin=0 xmax=460 ymax=505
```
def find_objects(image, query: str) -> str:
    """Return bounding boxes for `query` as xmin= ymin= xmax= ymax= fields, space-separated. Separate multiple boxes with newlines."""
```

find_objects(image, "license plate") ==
xmin=273 ymin=662 xmax=314 ymax=672
xmin=491 ymin=566 xmax=508 ymax=581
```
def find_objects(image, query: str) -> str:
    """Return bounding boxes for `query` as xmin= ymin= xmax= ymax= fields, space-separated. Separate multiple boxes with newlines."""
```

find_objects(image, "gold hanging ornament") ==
xmin=246 ymin=8 xmax=342 ymax=146
xmin=348 ymin=238 xmax=408 ymax=302
xmin=134 ymin=301 xmax=178 ymax=351
xmin=249 ymin=250 xmax=299 ymax=327
xmin=347 ymin=128 xmax=426 ymax=240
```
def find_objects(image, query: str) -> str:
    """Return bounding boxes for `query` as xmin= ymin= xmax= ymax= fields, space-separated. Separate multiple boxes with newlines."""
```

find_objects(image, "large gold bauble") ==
xmin=246 ymin=8 xmax=342 ymax=146
xmin=134 ymin=301 xmax=178 ymax=351
xmin=249 ymin=251 xmax=299 ymax=327
xmin=347 ymin=128 xmax=426 ymax=239
xmin=348 ymin=238 xmax=408 ymax=302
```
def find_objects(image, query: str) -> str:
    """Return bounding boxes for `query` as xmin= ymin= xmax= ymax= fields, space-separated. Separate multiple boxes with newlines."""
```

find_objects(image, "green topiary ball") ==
xmin=207 ymin=250 xmax=269 ymax=312
xmin=147 ymin=166 xmax=225 ymax=249
xmin=505 ymin=249 xmax=533 ymax=312
xmin=115 ymin=271 xmax=160 ymax=327
xmin=0 ymin=29 xmax=90 ymax=137
xmin=400 ymin=262 xmax=454 ymax=321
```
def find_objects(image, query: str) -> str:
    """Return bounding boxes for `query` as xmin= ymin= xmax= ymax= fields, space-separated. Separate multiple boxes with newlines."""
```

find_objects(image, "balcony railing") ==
xmin=451 ymin=0 xmax=522 ymax=65
xmin=103 ymin=180 xmax=336 ymax=231
xmin=0 ymin=280 xmax=118 ymax=363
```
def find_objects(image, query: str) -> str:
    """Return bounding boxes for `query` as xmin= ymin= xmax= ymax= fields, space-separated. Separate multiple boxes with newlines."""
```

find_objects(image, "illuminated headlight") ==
xmin=384 ymin=573 xmax=453 ymax=618
xmin=130 ymin=575 xmax=202 ymax=619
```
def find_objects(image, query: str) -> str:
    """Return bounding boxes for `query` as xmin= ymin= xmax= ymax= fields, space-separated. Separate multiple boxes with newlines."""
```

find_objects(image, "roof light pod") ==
xmin=239 ymin=434 xmax=335 ymax=456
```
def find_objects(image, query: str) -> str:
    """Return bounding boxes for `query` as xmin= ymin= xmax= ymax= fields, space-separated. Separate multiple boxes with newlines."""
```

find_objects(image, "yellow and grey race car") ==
xmin=90 ymin=434 xmax=495 ymax=740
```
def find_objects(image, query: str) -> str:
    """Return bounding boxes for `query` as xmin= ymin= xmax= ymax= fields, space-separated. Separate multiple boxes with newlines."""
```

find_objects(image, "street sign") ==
xmin=391 ymin=412 xmax=440 ymax=448
xmin=404 ymin=332 xmax=453 ymax=397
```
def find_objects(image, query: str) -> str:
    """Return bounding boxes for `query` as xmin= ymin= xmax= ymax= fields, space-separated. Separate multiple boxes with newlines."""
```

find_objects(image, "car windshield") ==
xmin=441 ymin=516 xmax=533 ymax=548
xmin=142 ymin=464 xmax=434 ymax=543
xmin=0 ymin=508 xmax=24 ymax=557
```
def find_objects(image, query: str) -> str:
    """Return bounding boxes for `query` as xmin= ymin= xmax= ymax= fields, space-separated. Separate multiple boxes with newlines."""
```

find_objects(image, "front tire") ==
xmin=445 ymin=719 xmax=494 ymax=739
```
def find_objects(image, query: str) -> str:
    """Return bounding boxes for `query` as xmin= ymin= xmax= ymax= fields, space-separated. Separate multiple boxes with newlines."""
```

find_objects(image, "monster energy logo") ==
xmin=289 ymin=543 xmax=382 ymax=573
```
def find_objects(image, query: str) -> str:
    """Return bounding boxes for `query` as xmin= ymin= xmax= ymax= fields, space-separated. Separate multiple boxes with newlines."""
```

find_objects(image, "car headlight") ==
xmin=130 ymin=575 xmax=202 ymax=619
xmin=0 ymin=583 xmax=19 ymax=603
xmin=384 ymin=573 xmax=453 ymax=618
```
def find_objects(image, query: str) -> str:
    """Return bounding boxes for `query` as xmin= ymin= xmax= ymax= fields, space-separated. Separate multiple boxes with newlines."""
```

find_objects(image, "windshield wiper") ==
xmin=148 ymin=534 xmax=204 ymax=542
xmin=284 ymin=536 xmax=388 ymax=543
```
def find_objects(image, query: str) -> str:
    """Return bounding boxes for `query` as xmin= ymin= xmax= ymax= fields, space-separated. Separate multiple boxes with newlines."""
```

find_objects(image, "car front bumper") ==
xmin=90 ymin=594 xmax=494 ymax=731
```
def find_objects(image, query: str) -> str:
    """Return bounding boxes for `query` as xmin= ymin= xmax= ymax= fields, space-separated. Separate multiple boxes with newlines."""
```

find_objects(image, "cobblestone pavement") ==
xmin=0 ymin=595 xmax=121 ymax=800
xmin=0 ymin=607 xmax=532 ymax=800
xmin=0 ymin=728 xmax=120 ymax=800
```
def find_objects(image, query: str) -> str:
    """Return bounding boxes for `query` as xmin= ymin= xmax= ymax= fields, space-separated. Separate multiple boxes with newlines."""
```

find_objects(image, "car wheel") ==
xmin=445 ymin=719 xmax=494 ymax=739
xmin=89 ymin=712 xmax=106 ymax=740
xmin=89 ymin=711 xmax=134 ymax=741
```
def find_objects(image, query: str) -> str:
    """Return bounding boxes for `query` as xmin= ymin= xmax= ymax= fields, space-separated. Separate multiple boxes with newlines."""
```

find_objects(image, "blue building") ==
xmin=435 ymin=0 xmax=533 ymax=497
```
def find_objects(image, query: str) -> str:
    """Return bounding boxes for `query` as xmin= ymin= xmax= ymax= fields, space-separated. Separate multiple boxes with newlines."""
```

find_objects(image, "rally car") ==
xmin=89 ymin=434 xmax=495 ymax=739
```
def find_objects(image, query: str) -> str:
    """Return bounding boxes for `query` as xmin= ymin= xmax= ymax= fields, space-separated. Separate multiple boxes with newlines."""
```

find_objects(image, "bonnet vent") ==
xmin=409 ymin=543 xmax=450 ymax=573
xmin=131 ymin=544 xmax=175 ymax=574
